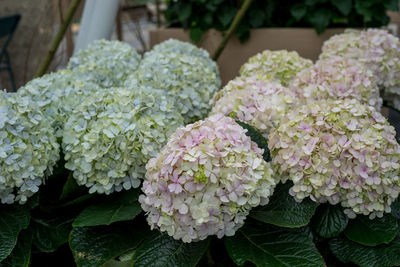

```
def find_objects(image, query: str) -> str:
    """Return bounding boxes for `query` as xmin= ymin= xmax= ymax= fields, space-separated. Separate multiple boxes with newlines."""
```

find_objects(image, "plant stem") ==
xmin=35 ymin=0 xmax=82 ymax=78
xmin=212 ymin=0 xmax=253 ymax=61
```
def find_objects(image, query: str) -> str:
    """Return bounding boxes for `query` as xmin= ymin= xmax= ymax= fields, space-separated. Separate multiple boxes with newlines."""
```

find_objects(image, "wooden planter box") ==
xmin=150 ymin=28 xmax=346 ymax=85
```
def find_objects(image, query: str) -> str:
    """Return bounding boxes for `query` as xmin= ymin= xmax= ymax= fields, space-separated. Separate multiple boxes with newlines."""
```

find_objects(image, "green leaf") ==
xmin=189 ymin=28 xmax=204 ymax=43
xmin=248 ymin=9 xmax=265 ymax=27
xmin=344 ymin=214 xmax=398 ymax=246
xmin=391 ymin=198 xmax=400 ymax=219
xmin=203 ymin=13 xmax=213 ymax=26
xmin=355 ymin=0 xmax=374 ymax=23
xmin=290 ymin=3 xmax=307 ymax=21
xmin=218 ymin=6 xmax=236 ymax=28
xmin=70 ymin=222 xmax=147 ymax=267
xmin=0 ymin=204 xmax=30 ymax=261
xmin=178 ymin=3 xmax=192 ymax=22
xmin=31 ymin=211 xmax=75 ymax=252
xmin=308 ymin=9 xmax=332 ymax=34
xmin=0 ymin=230 xmax=33 ymax=267
xmin=59 ymin=172 xmax=86 ymax=201
xmin=73 ymin=189 xmax=141 ymax=227
xmin=132 ymin=231 xmax=210 ymax=267
xmin=384 ymin=0 xmax=399 ymax=11
xmin=329 ymin=235 xmax=400 ymax=267
xmin=311 ymin=204 xmax=348 ymax=238
xmin=236 ymin=121 xmax=270 ymax=162
xmin=225 ymin=221 xmax=325 ymax=267
xmin=250 ymin=182 xmax=319 ymax=228
xmin=332 ymin=0 xmax=353 ymax=15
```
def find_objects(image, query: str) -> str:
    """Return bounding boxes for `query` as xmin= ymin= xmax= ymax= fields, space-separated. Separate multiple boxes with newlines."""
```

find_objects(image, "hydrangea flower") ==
xmin=126 ymin=51 xmax=220 ymax=123
xmin=140 ymin=114 xmax=277 ymax=242
xmin=17 ymin=70 xmax=102 ymax=137
xmin=240 ymin=50 xmax=313 ymax=86
xmin=67 ymin=39 xmax=141 ymax=88
xmin=291 ymin=56 xmax=382 ymax=111
xmin=63 ymin=87 xmax=184 ymax=194
xmin=149 ymin=39 xmax=211 ymax=59
xmin=269 ymin=98 xmax=400 ymax=219
xmin=0 ymin=91 xmax=59 ymax=204
xmin=320 ymin=29 xmax=400 ymax=109
xmin=210 ymin=76 xmax=295 ymax=137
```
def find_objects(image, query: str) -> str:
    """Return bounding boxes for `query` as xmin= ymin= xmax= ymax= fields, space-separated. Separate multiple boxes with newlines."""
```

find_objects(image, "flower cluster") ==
xmin=320 ymin=29 xmax=400 ymax=109
xmin=291 ymin=56 xmax=382 ymax=111
xmin=140 ymin=114 xmax=277 ymax=243
xmin=17 ymin=70 xmax=102 ymax=137
xmin=67 ymin=39 xmax=141 ymax=88
xmin=127 ymin=49 xmax=220 ymax=123
xmin=210 ymin=76 xmax=295 ymax=137
xmin=149 ymin=38 xmax=211 ymax=59
xmin=0 ymin=91 xmax=59 ymax=204
xmin=269 ymin=98 xmax=400 ymax=219
xmin=240 ymin=50 xmax=313 ymax=86
xmin=63 ymin=87 xmax=184 ymax=194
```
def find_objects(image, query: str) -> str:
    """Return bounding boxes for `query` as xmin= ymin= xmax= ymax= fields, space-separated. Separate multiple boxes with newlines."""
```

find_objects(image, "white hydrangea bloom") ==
xmin=0 ymin=91 xmax=59 ymax=204
xmin=320 ymin=29 xmax=400 ymax=109
xmin=17 ymin=70 xmax=102 ymax=137
xmin=240 ymin=50 xmax=313 ymax=86
xmin=149 ymin=39 xmax=211 ymax=59
xmin=210 ymin=76 xmax=295 ymax=137
xmin=67 ymin=39 xmax=141 ymax=88
xmin=291 ymin=56 xmax=382 ymax=111
xmin=126 ymin=50 xmax=220 ymax=123
xmin=63 ymin=87 xmax=184 ymax=194
xmin=269 ymin=98 xmax=400 ymax=219
xmin=140 ymin=114 xmax=277 ymax=243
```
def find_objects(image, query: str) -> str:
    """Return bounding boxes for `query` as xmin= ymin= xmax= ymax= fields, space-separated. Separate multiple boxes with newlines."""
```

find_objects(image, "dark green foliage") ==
xmin=164 ymin=0 xmax=398 ymax=42
xmin=250 ymin=182 xmax=319 ymax=228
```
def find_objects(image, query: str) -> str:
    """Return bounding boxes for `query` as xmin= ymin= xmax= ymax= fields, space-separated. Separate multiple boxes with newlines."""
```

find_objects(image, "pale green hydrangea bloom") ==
xmin=68 ymin=39 xmax=141 ymax=88
xmin=210 ymin=76 xmax=295 ymax=138
xmin=17 ymin=70 xmax=102 ymax=137
xmin=320 ymin=29 xmax=400 ymax=110
xmin=63 ymin=87 xmax=184 ymax=194
xmin=150 ymin=39 xmax=211 ymax=59
xmin=269 ymin=98 xmax=400 ymax=219
xmin=240 ymin=50 xmax=313 ymax=86
xmin=291 ymin=56 xmax=382 ymax=111
xmin=140 ymin=114 xmax=277 ymax=243
xmin=0 ymin=91 xmax=59 ymax=204
xmin=126 ymin=47 xmax=220 ymax=123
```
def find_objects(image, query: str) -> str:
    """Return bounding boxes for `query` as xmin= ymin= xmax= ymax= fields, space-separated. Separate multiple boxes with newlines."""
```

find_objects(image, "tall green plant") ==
xmin=164 ymin=0 xmax=399 ymax=43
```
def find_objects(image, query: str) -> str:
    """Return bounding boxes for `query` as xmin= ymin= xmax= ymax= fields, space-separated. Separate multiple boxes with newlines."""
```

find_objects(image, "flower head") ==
xmin=63 ymin=87 xmax=183 ymax=194
xmin=17 ymin=70 xmax=102 ymax=137
xmin=68 ymin=39 xmax=141 ymax=88
xmin=126 ymin=49 xmax=220 ymax=123
xmin=0 ymin=91 xmax=59 ymax=204
xmin=210 ymin=76 xmax=295 ymax=137
xmin=269 ymin=98 xmax=400 ymax=219
xmin=140 ymin=114 xmax=276 ymax=242
xmin=291 ymin=56 xmax=382 ymax=110
xmin=240 ymin=50 xmax=313 ymax=86
xmin=150 ymin=39 xmax=211 ymax=59
xmin=320 ymin=29 xmax=400 ymax=109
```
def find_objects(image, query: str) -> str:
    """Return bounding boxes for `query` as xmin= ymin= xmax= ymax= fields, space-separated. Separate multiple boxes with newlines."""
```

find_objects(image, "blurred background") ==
xmin=1 ymin=0 xmax=400 ymax=91
xmin=0 ymin=0 xmax=163 ymax=91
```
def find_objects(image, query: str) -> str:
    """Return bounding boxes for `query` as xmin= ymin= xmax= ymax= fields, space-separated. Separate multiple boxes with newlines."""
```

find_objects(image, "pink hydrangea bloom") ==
xmin=291 ymin=56 xmax=382 ymax=111
xmin=269 ymin=98 xmax=400 ymax=219
xmin=140 ymin=114 xmax=277 ymax=242
xmin=320 ymin=29 xmax=400 ymax=109
xmin=210 ymin=76 xmax=296 ymax=137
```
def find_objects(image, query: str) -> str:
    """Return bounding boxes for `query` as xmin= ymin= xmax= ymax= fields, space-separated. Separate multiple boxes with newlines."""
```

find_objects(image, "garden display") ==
xmin=1 ymin=29 xmax=400 ymax=267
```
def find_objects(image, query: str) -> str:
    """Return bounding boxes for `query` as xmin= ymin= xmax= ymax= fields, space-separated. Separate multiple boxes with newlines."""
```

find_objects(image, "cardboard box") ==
xmin=150 ymin=28 xmax=345 ymax=85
